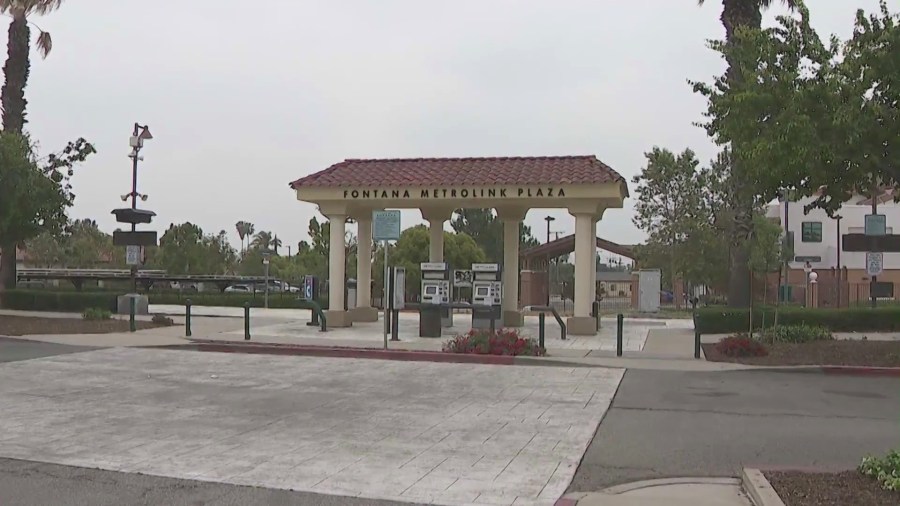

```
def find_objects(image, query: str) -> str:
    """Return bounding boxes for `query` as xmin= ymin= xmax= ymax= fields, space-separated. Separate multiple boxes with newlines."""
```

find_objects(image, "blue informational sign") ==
xmin=373 ymin=210 xmax=401 ymax=241
xmin=304 ymin=275 xmax=314 ymax=299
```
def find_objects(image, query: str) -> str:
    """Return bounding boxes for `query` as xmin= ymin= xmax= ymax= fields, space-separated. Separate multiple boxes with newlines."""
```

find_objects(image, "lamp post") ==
xmin=803 ymin=262 xmax=813 ymax=307
xmin=262 ymin=252 xmax=271 ymax=309
xmin=126 ymin=123 xmax=152 ymax=292
xmin=544 ymin=216 xmax=556 ymax=306
xmin=808 ymin=271 xmax=818 ymax=308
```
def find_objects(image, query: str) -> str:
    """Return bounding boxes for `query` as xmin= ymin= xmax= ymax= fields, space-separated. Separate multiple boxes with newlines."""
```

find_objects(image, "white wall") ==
xmin=766 ymin=195 xmax=900 ymax=270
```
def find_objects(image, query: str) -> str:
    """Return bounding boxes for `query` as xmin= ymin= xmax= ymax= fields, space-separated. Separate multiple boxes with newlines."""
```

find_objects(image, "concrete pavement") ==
xmin=0 ymin=347 xmax=624 ymax=506
xmin=0 ymin=336 xmax=97 ymax=363
xmin=563 ymin=478 xmax=750 ymax=505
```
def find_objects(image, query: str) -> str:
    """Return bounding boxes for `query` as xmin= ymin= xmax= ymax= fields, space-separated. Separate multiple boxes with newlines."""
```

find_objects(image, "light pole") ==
xmin=544 ymin=216 xmax=556 ymax=306
xmin=803 ymin=262 xmax=812 ymax=307
xmin=262 ymin=252 xmax=271 ymax=309
xmin=808 ymin=271 xmax=818 ymax=308
xmin=126 ymin=123 xmax=152 ymax=292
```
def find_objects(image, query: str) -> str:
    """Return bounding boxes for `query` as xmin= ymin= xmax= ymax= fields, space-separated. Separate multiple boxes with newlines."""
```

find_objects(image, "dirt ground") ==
xmin=0 ymin=315 xmax=168 ymax=336
xmin=702 ymin=340 xmax=900 ymax=367
xmin=765 ymin=470 xmax=900 ymax=506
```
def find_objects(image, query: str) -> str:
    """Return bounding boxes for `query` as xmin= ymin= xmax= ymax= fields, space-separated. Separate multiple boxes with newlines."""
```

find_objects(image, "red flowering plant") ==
xmin=442 ymin=328 xmax=546 ymax=356
xmin=714 ymin=334 xmax=769 ymax=358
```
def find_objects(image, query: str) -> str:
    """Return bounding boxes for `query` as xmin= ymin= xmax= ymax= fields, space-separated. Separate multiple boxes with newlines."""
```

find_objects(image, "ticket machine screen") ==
xmin=476 ymin=286 xmax=489 ymax=297
xmin=425 ymin=285 xmax=438 ymax=296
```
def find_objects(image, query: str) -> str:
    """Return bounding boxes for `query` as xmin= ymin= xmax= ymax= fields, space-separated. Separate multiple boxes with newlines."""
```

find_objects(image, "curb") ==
xmin=742 ymin=468 xmax=786 ymax=506
xmin=167 ymin=340 xmax=517 ymax=365
xmin=745 ymin=365 xmax=900 ymax=377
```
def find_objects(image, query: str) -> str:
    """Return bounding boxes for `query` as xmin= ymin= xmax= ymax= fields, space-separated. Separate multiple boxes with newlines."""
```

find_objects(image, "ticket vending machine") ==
xmin=420 ymin=262 xmax=452 ymax=327
xmin=471 ymin=263 xmax=502 ymax=329
xmin=303 ymin=275 xmax=321 ymax=327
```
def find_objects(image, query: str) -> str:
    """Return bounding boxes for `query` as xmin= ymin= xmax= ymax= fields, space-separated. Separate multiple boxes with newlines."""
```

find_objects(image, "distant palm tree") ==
xmin=696 ymin=0 xmax=798 ymax=307
xmin=251 ymin=230 xmax=272 ymax=251
xmin=272 ymin=234 xmax=283 ymax=255
xmin=235 ymin=221 xmax=255 ymax=253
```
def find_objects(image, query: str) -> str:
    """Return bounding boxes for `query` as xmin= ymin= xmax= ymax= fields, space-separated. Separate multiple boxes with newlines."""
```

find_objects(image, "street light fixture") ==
xmin=124 ymin=123 xmax=152 ymax=293
xmin=803 ymin=261 xmax=813 ymax=307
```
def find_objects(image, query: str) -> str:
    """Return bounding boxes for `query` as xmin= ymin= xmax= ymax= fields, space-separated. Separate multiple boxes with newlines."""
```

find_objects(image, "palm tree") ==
xmin=235 ymin=220 xmax=254 ymax=253
xmin=272 ymin=234 xmax=282 ymax=255
xmin=251 ymin=230 xmax=272 ymax=251
xmin=1 ymin=0 xmax=61 ymax=134
xmin=696 ymin=0 xmax=798 ymax=308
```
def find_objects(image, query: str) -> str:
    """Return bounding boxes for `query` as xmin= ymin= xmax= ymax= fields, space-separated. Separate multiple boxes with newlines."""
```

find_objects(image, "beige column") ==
xmin=497 ymin=207 xmax=527 ymax=327
xmin=428 ymin=219 xmax=444 ymax=262
xmin=568 ymin=211 xmax=597 ymax=335
xmin=326 ymin=213 xmax=351 ymax=327
xmin=350 ymin=215 xmax=377 ymax=322
xmin=591 ymin=215 xmax=599 ymax=325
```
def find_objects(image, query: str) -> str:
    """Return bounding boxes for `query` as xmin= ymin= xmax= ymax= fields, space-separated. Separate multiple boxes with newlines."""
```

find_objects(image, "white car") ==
xmin=224 ymin=284 xmax=253 ymax=293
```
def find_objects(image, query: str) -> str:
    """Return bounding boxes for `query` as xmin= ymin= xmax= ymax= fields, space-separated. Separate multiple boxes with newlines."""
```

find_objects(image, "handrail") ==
xmin=299 ymin=298 xmax=327 ymax=331
xmin=524 ymin=305 xmax=567 ymax=344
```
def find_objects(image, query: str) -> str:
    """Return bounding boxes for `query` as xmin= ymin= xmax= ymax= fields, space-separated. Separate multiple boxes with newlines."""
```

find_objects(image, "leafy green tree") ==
xmin=251 ymin=230 xmax=273 ymax=251
xmin=632 ymin=148 xmax=710 ymax=297
xmin=152 ymin=222 xmax=237 ymax=275
xmin=0 ymin=133 xmax=95 ymax=288
xmin=695 ymin=0 xmax=900 ymax=216
xmin=694 ymin=0 xmax=799 ymax=308
xmin=450 ymin=209 xmax=539 ymax=263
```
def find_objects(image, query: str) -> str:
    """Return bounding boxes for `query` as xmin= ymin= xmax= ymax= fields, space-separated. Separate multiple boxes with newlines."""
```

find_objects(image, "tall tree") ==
xmin=695 ymin=0 xmax=799 ymax=307
xmin=632 ymin=148 xmax=710 ymax=296
xmin=235 ymin=221 xmax=252 ymax=253
xmin=1 ymin=0 xmax=61 ymax=134
xmin=450 ymin=209 xmax=539 ymax=263
xmin=0 ymin=134 xmax=94 ymax=288
xmin=251 ymin=230 xmax=273 ymax=251
xmin=152 ymin=222 xmax=237 ymax=275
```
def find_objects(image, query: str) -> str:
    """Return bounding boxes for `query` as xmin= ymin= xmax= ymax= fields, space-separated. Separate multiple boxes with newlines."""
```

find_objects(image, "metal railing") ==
xmin=523 ymin=305 xmax=567 ymax=348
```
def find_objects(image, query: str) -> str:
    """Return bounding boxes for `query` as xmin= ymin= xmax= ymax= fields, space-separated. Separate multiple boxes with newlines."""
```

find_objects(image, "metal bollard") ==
xmin=616 ymin=313 xmax=623 ymax=357
xmin=185 ymin=299 xmax=192 ymax=337
xmin=694 ymin=328 xmax=701 ymax=359
xmin=129 ymin=296 xmax=136 ymax=333
xmin=538 ymin=313 xmax=546 ymax=349
xmin=244 ymin=302 xmax=251 ymax=340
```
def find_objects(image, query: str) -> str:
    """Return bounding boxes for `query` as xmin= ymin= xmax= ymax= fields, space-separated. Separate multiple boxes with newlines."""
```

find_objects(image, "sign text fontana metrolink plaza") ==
xmin=342 ymin=187 xmax=568 ymax=200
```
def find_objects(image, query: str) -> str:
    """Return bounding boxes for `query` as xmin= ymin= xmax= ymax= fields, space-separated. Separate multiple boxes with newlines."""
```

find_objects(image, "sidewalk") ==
xmin=560 ymin=478 xmax=751 ymax=506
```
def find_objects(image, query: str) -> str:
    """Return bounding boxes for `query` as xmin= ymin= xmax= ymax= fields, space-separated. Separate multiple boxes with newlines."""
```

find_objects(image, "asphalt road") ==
xmin=0 ymin=336 xmax=97 ymax=363
xmin=0 ymin=458 xmax=422 ymax=506
xmin=568 ymin=369 xmax=900 ymax=492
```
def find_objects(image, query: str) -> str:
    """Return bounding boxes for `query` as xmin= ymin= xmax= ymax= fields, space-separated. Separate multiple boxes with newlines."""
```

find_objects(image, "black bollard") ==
xmin=691 ymin=297 xmax=700 ymax=359
xmin=244 ymin=302 xmax=251 ymax=340
xmin=129 ymin=296 xmax=136 ymax=333
xmin=538 ymin=313 xmax=546 ymax=349
xmin=185 ymin=299 xmax=192 ymax=337
xmin=616 ymin=313 xmax=623 ymax=357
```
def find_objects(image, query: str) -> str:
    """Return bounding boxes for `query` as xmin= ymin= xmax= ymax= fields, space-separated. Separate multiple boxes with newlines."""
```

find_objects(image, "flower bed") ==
xmin=442 ymin=328 xmax=546 ymax=356
xmin=714 ymin=334 xmax=768 ymax=357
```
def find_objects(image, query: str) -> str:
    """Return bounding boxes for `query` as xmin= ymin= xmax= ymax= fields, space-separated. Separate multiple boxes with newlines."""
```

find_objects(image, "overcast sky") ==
xmin=16 ymin=0 xmax=882 ymax=260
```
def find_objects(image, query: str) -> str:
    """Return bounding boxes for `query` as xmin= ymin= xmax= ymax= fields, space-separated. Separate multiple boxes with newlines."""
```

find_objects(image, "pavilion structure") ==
xmin=290 ymin=156 xmax=629 ymax=336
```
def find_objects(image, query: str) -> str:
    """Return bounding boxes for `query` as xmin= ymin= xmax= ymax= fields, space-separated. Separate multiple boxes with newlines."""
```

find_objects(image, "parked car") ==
xmin=225 ymin=284 xmax=253 ymax=293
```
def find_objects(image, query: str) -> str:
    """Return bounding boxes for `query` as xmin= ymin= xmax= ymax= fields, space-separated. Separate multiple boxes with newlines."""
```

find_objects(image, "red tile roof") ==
xmin=289 ymin=156 xmax=626 ymax=189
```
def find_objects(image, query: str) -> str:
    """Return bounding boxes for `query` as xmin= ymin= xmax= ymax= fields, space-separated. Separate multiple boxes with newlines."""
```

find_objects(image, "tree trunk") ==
xmin=2 ymin=14 xmax=30 ymax=133
xmin=0 ymin=15 xmax=31 ymax=293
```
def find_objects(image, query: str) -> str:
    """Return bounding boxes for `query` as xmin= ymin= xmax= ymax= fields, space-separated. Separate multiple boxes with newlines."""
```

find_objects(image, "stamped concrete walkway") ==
xmin=0 ymin=347 xmax=624 ymax=506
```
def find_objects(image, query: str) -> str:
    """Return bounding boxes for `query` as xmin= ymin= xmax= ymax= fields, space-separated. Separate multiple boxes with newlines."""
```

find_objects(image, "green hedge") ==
xmin=1 ymin=290 xmax=118 ymax=312
xmin=1 ymin=290 xmax=329 ymax=312
xmin=148 ymin=293 xmax=327 ymax=309
xmin=695 ymin=306 xmax=900 ymax=334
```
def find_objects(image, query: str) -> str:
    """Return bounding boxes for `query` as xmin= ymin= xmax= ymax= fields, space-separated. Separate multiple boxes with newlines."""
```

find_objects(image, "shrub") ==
xmin=760 ymin=324 xmax=833 ymax=344
xmin=81 ymin=307 xmax=112 ymax=321
xmin=860 ymin=449 xmax=900 ymax=491
xmin=714 ymin=335 xmax=768 ymax=358
xmin=3 ymin=290 xmax=117 ymax=313
xmin=695 ymin=306 xmax=900 ymax=334
xmin=151 ymin=314 xmax=175 ymax=326
xmin=443 ymin=328 xmax=546 ymax=356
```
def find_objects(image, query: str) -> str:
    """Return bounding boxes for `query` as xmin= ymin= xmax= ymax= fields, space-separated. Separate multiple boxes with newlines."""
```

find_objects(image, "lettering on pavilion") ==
xmin=342 ymin=187 xmax=567 ymax=200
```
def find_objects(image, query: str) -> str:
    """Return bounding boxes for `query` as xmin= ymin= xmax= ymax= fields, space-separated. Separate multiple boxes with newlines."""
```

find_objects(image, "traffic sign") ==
xmin=865 ymin=214 xmax=887 ymax=236
xmin=125 ymin=245 xmax=141 ymax=266
xmin=866 ymin=252 xmax=884 ymax=276
xmin=373 ymin=210 xmax=401 ymax=241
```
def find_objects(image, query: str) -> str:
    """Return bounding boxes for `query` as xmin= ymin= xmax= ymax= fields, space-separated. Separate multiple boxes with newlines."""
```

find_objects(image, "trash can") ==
xmin=419 ymin=304 xmax=442 ymax=338
xmin=472 ymin=305 xmax=499 ymax=330
xmin=346 ymin=278 xmax=357 ymax=310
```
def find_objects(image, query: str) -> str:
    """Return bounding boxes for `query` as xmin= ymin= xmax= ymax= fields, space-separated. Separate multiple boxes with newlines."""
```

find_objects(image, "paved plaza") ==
xmin=0 ymin=347 xmax=624 ymax=505
xmin=151 ymin=304 xmax=689 ymax=355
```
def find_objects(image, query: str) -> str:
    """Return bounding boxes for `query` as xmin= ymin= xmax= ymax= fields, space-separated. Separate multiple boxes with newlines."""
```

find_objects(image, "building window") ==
xmin=609 ymin=283 xmax=617 ymax=292
xmin=801 ymin=222 xmax=822 ymax=243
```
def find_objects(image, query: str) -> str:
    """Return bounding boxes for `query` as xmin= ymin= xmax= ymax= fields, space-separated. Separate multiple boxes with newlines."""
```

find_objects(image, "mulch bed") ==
xmin=0 ymin=315 xmax=167 ymax=336
xmin=702 ymin=340 xmax=900 ymax=367
xmin=765 ymin=470 xmax=900 ymax=506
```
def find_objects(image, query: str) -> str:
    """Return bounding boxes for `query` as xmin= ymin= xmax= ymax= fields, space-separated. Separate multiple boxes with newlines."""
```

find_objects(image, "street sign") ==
xmin=794 ymin=256 xmax=822 ymax=263
xmin=865 ymin=214 xmax=887 ymax=236
xmin=841 ymin=234 xmax=900 ymax=252
xmin=866 ymin=252 xmax=884 ymax=276
xmin=125 ymin=245 xmax=141 ymax=266
xmin=453 ymin=269 xmax=473 ymax=287
xmin=373 ymin=210 xmax=401 ymax=241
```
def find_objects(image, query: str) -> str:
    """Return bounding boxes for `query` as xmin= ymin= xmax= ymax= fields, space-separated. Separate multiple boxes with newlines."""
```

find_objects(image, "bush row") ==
xmin=695 ymin=306 xmax=900 ymax=334
xmin=1 ymin=290 xmax=329 ymax=312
